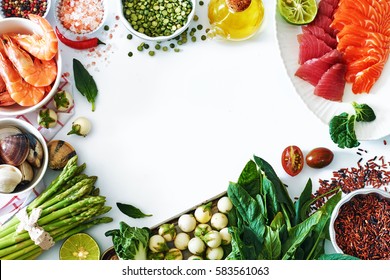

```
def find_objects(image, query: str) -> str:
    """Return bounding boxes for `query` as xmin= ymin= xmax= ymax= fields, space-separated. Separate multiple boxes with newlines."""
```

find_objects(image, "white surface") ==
xmin=35 ymin=1 xmax=390 ymax=259
xmin=275 ymin=9 xmax=390 ymax=141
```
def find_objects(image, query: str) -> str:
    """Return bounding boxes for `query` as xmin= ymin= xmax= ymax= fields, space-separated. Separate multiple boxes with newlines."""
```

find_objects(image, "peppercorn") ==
xmin=1 ymin=0 xmax=48 ymax=18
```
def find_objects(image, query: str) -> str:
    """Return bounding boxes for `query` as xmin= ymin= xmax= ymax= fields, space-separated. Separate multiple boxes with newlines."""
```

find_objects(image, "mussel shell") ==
xmin=47 ymin=140 xmax=77 ymax=170
xmin=25 ymin=132 xmax=44 ymax=168
xmin=0 ymin=134 xmax=29 ymax=166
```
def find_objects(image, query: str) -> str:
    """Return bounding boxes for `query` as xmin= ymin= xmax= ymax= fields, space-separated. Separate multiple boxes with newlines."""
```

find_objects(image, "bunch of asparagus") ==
xmin=0 ymin=156 xmax=113 ymax=260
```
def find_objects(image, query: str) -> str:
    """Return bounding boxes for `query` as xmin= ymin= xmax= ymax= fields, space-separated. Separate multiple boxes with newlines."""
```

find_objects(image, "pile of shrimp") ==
xmin=0 ymin=14 xmax=58 ymax=107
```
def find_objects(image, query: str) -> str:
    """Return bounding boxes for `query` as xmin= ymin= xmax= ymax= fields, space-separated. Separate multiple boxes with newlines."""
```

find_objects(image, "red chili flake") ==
xmin=384 ymin=140 xmax=387 ymax=145
xmin=334 ymin=193 xmax=390 ymax=260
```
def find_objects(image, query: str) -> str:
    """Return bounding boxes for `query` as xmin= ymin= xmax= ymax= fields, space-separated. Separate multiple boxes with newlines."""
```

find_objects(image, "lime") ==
xmin=277 ymin=0 xmax=318 ymax=25
xmin=59 ymin=233 xmax=100 ymax=260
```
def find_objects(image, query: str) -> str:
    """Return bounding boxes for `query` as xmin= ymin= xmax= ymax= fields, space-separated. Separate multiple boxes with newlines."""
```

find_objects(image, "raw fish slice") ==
xmin=323 ymin=0 xmax=339 ymax=9
xmin=342 ymin=45 xmax=386 ymax=64
xmin=302 ymin=25 xmax=338 ymax=49
xmin=332 ymin=8 xmax=386 ymax=35
xmin=337 ymin=32 xmax=389 ymax=52
xmin=318 ymin=1 xmax=337 ymax=18
xmin=314 ymin=63 xmax=347 ymax=102
xmin=337 ymin=24 xmax=390 ymax=44
xmin=295 ymin=50 xmax=343 ymax=86
xmin=352 ymin=56 xmax=389 ymax=93
xmin=346 ymin=53 xmax=381 ymax=82
xmin=297 ymin=33 xmax=333 ymax=64
xmin=341 ymin=0 xmax=385 ymax=24
xmin=310 ymin=14 xmax=338 ymax=37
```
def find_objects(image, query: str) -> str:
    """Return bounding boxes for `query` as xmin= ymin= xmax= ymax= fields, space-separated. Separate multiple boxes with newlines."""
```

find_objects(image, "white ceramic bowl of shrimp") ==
xmin=0 ymin=16 xmax=62 ymax=116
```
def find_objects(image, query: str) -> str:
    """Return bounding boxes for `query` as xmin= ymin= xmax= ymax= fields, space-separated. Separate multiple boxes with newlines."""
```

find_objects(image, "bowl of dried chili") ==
xmin=329 ymin=188 xmax=390 ymax=260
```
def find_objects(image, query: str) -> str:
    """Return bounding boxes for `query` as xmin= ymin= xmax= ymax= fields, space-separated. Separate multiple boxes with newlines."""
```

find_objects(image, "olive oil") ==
xmin=208 ymin=0 xmax=265 ymax=41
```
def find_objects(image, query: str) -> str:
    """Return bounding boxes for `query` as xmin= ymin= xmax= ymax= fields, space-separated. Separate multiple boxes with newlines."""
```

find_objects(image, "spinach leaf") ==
xmin=318 ymin=253 xmax=360 ymax=260
xmin=73 ymin=58 xmax=98 ymax=112
xmin=293 ymin=179 xmax=313 ymax=226
xmin=352 ymin=102 xmax=376 ymax=122
xmin=237 ymin=159 xmax=261 ymax=198
xmin=226 ymin=226 xmax=244 ymax=260
xmin=117 ymin=202 xmax=152 ymax=219
xmin=281 ymin=211 xmax=322 ymax=260
xmin=259 ymin=226 xmax=282 ymax=260
xmin=261 ymin=175 xmax=280 ymax=222
xmin=227 ymin=182 xmax=266 ymax=238
xmin=329 ymin=112 xmax=360 ymax=149
xmin=254 ymin=156 xmax=295 ymax=219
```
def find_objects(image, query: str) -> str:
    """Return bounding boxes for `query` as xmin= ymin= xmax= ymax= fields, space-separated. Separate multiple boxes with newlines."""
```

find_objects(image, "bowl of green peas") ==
xmin=119 ymin=0 xmax=196 ymax=41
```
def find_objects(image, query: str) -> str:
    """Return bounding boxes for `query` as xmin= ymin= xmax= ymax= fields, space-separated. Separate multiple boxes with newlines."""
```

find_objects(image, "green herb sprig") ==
xmin=117 ymin=203 xmax=152 ymax=219
xmin=73 ymin=58 xmax=98 ymax=112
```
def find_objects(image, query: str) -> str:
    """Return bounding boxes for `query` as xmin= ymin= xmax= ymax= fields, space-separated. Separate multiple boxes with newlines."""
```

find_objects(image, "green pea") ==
xmin=149 ymin=51 xmax=155 ymax=56
xmin=128 ymin=51 xmax=133 ymax=57
xmin=127 ymin=34 xmax=133 ymax=40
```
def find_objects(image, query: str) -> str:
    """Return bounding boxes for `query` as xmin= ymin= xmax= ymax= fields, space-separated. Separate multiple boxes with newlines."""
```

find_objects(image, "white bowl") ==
xmin=0 ymin=17 xmax=62 ymax=116
xmin=0 ymin=0 xmax=51 ymax=19
xmin=119 ymin=0 xmax=196 ymax=41
xmin=0 ymin=118 xmax=48 ymax=196
xmin=329 ymin=188 xmax=390 ymax=254
xmin=55 ymin=0 xmax=108 ymax=38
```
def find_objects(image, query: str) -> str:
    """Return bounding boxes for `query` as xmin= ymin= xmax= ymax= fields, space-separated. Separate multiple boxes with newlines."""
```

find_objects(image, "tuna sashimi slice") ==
xmin=309 ymin=14 xmax=338 ymax=37
xmin=295 ymin=49 xmax=343 ymax=86
xmin=314 ymin=63 xmax=347 ymax=102
xmin=323 ymin=0 xmax=339 ymax=10
xmin=302 ymin=25 xmax=338 ymax=49
xmin=318 ymin=1 xmax=336 ymax=19
xmin=297 ymin=33 xmax=333 ymax=64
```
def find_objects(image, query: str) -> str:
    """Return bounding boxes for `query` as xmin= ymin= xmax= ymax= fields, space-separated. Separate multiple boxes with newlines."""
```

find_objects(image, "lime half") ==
xmin=59 ymin=233 xmax=100 ymax=260
xmin=277 ymin=0 xmax=318 ymax=25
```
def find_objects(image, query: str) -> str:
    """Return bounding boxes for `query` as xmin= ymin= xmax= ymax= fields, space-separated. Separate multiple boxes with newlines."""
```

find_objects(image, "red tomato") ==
xmin=281 ymin=145 xmax=304 ymax=176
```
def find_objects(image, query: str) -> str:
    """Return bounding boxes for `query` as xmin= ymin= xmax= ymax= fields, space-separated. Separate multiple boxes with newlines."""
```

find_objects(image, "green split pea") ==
xmin=122 ymin=0 xmax=193 ymax=38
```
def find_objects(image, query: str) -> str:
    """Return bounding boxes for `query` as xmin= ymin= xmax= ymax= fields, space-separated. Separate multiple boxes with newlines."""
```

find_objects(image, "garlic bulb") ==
xmin=0 ymin=164 xmax=23 ymax=193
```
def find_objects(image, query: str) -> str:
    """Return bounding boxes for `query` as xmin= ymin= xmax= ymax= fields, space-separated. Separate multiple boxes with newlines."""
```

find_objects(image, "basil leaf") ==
xmin=73 ymin=58 xmax=98 ymax=111
xmin=329 ymin=112 xmax=360 ymax=149
xmin=117 ymin=202 xmax=152 ymax=219
xmin=237 ymin=159 xmax=261 ymax=198
xmin=352 ymin=102 xmax=376 ymax=122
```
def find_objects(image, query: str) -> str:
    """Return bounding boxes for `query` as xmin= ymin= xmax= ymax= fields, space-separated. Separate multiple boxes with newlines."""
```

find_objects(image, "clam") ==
xmin=25 ymin=133 xmax=44 ymax=168
xmin=18 ymin=161 xmax=34 ymax=185
xmin=0 ymin=126 xmax=22 ymax=141
xmin=0 ymin=164 xmax=23 ymax=193
xmin=0 ymin=133 xmax=29 ymax=166
xmin=47 ymin=140 xmax=77 ymax=170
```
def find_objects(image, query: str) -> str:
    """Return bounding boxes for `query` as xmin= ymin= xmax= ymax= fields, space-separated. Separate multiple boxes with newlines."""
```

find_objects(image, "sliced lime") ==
xmin=277 ymin=0 xmax=318 ymax=25
xmin=59 ymin=233 xmax=100 ymax=260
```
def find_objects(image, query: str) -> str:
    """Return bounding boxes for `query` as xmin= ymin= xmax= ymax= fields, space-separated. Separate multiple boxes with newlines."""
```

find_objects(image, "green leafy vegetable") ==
xmin=117 ymin=202 xmax=152 ymax=219
xmin=329 ymin=112 xmax=359 ymax=149
xmin=352 ymin=102 xmax=376 ymax=122
xmin=73 ymin=58 xmax=98 ymax=111
xmin=105 ymin=221 xmax=150 ymax=260
xmin=318 ymin=253 xmax=360 ymax=260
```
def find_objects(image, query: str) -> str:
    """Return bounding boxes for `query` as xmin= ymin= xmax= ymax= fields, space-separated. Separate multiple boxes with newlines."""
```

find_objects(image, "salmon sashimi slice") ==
xmin=297 ymin=33 xmax=333 ymax=64
xmin=314 ymin=63 xmax=347 ymax=102
xmin=295 ymin=50 xmax=344 ymax=86
xmin=346 ymin=53 xmax=382 ymax=82
xmin=352 ymin=55 xmax=389 ymax=93
xmin=340 ymin=0 xmax=386 ymax=24
xmin=342 ymin=46 xmax=386 ymax=64
xmin=337 ymin=31 xmax=390 ymax=51
xmin=332 ymin=10 xmax=386 ymax=35
xmin=302 ymin=25 xmax=338 ymax=49
xmin=337 ymin=24 xmax=390 ymax=44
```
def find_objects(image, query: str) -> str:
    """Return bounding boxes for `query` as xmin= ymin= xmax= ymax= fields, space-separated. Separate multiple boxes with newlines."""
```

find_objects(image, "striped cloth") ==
xmin=0 ymin=75 xmax=75 ymax=225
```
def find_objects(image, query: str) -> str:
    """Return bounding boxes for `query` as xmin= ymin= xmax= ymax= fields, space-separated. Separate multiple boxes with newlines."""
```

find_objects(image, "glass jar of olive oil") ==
xmin=208 ymin=0 xmax=265 ymax=41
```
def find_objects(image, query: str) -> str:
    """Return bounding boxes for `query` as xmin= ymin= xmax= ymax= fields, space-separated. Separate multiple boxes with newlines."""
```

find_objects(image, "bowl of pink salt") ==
xmin=55 ymin=0 xmax=107 ymax=37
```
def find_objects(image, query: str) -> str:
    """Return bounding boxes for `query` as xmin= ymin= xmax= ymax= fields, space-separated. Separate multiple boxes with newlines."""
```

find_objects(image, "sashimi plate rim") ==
xmin=274 ymin=5 xmax=390 ymax=141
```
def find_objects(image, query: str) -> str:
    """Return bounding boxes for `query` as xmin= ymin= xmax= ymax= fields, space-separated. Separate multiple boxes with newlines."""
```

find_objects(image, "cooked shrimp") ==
xmin=0 ymin=91 xmax=15 ymax=106
xmin=0 ymin=52 xmax=45 ymax=106
xmin=1 ymin=35 xmax=57 ymax=87
xmin=9 ymin=14 xmax=58 ymax=61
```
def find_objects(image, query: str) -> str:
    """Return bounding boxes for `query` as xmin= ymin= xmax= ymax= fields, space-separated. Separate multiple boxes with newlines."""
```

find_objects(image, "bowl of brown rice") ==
xmin=55 ymin=0 xmax=107 ymax=37
xmin=329 ymin=187 xmax=390 ymax=260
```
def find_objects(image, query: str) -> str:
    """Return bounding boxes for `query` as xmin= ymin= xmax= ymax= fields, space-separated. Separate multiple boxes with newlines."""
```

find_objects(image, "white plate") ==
xmin=275 ymin=9 xmax=390 ymax=141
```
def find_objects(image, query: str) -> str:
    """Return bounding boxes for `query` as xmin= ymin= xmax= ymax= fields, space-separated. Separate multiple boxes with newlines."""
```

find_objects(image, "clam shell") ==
xmin=0 ymin=164 xmax=23 ymax=193
xmin=18 ymin=161 xmax=34 ymax=185
xmin=47 ymin=140 xmax=77 ymax=170
xmin=0 ymin=126 xmax=22 ymax=141
xmin=25 ymin=132 xmax=44 ymax=168
xmin=0 ymin=134 xmax=29 ymax=166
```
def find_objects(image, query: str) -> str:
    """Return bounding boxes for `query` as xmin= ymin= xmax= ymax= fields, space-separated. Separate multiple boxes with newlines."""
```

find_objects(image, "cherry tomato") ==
xmin=306 ymin=147 xmax=334 ymax=168
xmin=281 ymin=145 xmax=304 ymax=176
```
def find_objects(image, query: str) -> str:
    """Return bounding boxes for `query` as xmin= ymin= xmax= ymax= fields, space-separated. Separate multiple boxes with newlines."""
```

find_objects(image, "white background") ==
xmin=34 ymin=0 xmax=390 ymax=260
